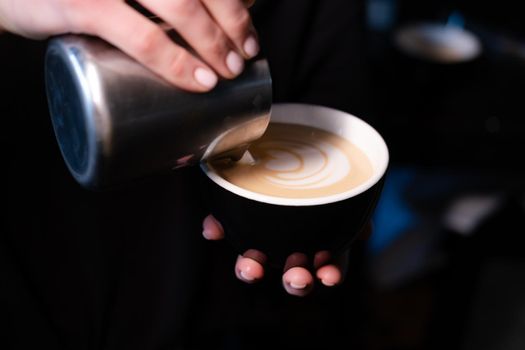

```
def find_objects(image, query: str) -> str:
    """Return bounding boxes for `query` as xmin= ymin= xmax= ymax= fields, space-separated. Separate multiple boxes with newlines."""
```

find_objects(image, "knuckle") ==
xmin=169 ymin=49 xmax=191 ymax=78
xmin=204 ymin=30 xmax=228 ymax=58
xmin=134 ymin=27 xmax=163 ymax=60
xmin=169 ymin=0 xmax=199 ymax=16
xmin=227 ymin=10 xmax=251 ymax=35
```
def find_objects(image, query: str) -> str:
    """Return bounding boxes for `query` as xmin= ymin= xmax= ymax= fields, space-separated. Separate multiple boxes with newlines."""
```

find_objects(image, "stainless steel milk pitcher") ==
xmin=45 ymin=34 xmax=272 ymax=190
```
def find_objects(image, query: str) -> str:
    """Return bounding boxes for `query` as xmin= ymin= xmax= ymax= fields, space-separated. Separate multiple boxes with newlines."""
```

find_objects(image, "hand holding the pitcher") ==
xmin=202 ymin=214 xmax=372 ymax=297
xmin=0 ymin=0 xmax=258 ymax=91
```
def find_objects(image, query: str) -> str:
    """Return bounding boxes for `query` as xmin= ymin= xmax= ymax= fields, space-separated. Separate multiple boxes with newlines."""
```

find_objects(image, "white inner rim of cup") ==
xmin=201 ymin=103 xmax=389 ymax=206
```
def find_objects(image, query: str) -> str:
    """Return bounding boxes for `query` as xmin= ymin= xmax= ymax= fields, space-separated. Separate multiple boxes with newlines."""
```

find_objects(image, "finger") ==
xmin=316 ymin=265 xmax=342 ymax=287
xmin=88 ymin=2 xmax=217 ymax=91
xmin=141 ymin=0 xmax=244 ymax=78
xmin=283 ymin=252 xmax=309 ymax=271
xmin=282 ymin=267 xmax=314 ymax=297
xmin=314 ymin=250 xmax=348 ymax=287
xmin=282 ymin=253 xmax=314 ymax=296
xmin=313 ymin=250 xmax=332 ymax=268
xmin=201 ymin=0 xmax=259 ymax=58
xmin=202 ymin=215 xmax=224 ymax=240
xmin=242 ymin=249 xmax=268 ymax=265
xmin=235 ymin=253 xmax=265 ymax=283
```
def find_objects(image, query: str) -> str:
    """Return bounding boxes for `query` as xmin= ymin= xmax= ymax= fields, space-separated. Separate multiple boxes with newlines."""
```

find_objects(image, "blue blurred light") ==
xmin=368 ymin=167 xmax=420 ymax=255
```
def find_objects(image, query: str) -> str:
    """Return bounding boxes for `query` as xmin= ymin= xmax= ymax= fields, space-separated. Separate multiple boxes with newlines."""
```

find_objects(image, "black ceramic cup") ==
xmin=200 ymin=103 xmax=389 ymax=267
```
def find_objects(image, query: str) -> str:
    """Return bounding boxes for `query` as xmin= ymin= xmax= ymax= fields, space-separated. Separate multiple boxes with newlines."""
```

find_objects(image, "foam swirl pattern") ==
xmin=259 ymin=139 xmax=351 ymax=189
xmin=210 ymin=123 xmax=373 ymax=199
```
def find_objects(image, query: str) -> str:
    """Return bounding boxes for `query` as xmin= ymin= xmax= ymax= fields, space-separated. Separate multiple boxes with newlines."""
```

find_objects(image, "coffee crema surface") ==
xmin=208 ymin=123 xmax=373 ymax=199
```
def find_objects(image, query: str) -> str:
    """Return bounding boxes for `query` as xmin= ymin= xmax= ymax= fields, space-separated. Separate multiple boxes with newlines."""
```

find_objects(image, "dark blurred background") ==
xmin=357 ymin=0 xmax=525 ymax=349
xmin=2 ymin=0 xmax=525 ymax=349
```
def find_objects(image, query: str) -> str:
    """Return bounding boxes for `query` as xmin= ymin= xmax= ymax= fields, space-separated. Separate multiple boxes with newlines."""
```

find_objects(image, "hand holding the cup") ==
xmin=203 ymin=215 xmax=372 ymax=297
xmin=199 ymin=104 xmax=389 ymax=297
xmin=0 ymin=0 xmax=259 ymax=91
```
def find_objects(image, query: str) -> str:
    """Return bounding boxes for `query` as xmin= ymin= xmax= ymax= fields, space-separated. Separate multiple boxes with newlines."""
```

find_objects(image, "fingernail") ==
xmin=194 ymin=67 xmax=218 ymax=89
xmin=226 ymin=51 xmax=244 ymax=76
xmin=240 ymin=270 xmax=255 ymax=281
xmin=202 ymin=230 xmax=213 ymax=240
xmin=290 ymin=281 xmax=307 ymax=290
xmin=243 ymin=36 xmax=259 ymax=58
xmin=321 ymin=279 xmax=336 ymax=287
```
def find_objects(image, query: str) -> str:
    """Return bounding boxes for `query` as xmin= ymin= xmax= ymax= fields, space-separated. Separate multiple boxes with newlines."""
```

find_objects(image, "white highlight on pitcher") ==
xmin=260 ymin=141 xmax=351 ymax=189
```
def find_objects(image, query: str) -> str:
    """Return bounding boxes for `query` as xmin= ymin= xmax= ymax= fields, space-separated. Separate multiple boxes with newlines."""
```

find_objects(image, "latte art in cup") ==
xmin=209 ymin=123 xmax=373 ymax=199
xmin=201 ymin=103 xmax=389 ymax=266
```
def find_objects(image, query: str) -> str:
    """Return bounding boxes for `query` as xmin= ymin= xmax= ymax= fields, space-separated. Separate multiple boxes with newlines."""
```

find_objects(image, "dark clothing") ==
xmin=253 ymin=0 xmax=368 ymax=115
xmin=1 ymin=1 xmax=368 ymax=349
